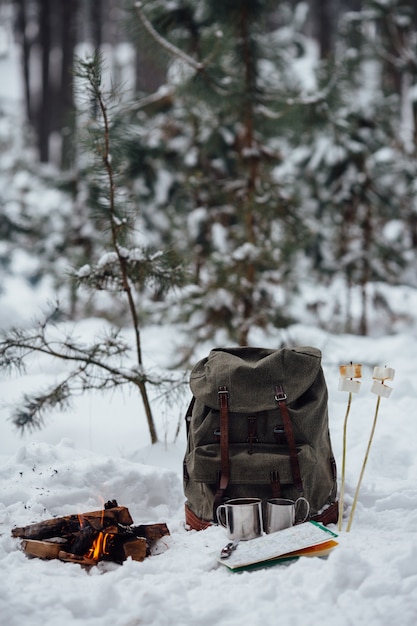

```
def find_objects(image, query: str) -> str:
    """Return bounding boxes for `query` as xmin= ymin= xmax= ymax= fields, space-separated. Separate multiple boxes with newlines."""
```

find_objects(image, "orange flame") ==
xmin=86 ymin=531 xmax=112 ymax=562
xmin=78 ymin=501 xmax=113 ymax=562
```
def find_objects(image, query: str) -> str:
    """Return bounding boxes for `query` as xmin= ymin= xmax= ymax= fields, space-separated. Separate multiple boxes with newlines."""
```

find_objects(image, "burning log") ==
xmin=132 ymin=523 xmax=171 ymax=542
xmin=57 ymin=550 xmax=98 ymax=566
xmin=122 ymin=538 xmax=148 ymax=562
xmin=20 ymin=539 xmax=64 ymax=560
xmin=12 ymin=500 xmax=170 ymax=567
xmin=11 ymin=506 xmax=133 ymax=540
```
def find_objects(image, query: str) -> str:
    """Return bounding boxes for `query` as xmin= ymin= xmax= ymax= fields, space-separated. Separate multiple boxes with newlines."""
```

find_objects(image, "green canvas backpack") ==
xmin=183 ymin=346 xmax=338 ymax=530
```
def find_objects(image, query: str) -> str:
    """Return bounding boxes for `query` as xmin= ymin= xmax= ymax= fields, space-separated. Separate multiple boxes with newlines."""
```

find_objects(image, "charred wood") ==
xmin=11 ymin=506 xmax=133 ymax=539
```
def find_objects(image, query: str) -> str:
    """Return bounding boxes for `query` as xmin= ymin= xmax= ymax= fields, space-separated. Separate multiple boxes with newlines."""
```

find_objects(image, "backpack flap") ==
xmin=190 ymin=346 xmax=322 ymax=412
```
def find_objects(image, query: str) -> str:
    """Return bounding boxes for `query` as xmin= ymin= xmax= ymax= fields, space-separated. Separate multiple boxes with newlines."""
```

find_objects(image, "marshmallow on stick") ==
xmin=337 ymin=363 xmax=362 ymax=531
xmin=346 ymin=365 xmax=395 ymax=532
xmin=371 ymin=366 xmax=395 ymax=398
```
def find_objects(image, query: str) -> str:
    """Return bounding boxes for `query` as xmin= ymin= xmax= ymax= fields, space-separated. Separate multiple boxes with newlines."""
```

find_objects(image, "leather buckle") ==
xmin=274 ymin=384 xmax=287 ymax=402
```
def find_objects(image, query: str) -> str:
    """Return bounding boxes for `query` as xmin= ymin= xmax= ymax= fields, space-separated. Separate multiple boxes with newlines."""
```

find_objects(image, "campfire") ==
xmin=11 ymin=499 xmax=170 ymax=566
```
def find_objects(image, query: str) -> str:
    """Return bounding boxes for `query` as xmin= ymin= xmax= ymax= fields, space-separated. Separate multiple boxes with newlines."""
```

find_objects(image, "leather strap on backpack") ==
xmin=270 ymin=470 xmax=282 ymax=498
xmin=184 ymin=396 xmax=195 ymax=437
xmin=275 ymin=384 xmax=303 ymax=493
xmin=185 ymin=504 xmax=212 ymax=530
xmin=311 ymin=500 xmax=339 ymax=526
xmin=213 ymin=386 xmax=230 ymax=520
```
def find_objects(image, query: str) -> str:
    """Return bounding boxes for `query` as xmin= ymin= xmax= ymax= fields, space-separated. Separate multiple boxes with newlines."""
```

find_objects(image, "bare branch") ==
xmin=134 ymin=1 xmax=203 ymax=73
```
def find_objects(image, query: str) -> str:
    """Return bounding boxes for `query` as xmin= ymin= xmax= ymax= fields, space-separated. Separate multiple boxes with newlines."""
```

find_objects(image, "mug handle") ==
xmin=216 ymin=504 xmax=227 ymax=528
xmin=295 ymin=497 xmax=310 ymax=523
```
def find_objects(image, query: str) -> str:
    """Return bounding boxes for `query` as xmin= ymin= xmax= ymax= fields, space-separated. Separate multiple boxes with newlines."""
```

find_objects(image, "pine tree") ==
xmin=0 ymin=52 xmax=187 ymax=444
xmin=132 ymin=0 xmax=317 ymax=348
xmin=290 ymin=0 xmax=417 ymax=334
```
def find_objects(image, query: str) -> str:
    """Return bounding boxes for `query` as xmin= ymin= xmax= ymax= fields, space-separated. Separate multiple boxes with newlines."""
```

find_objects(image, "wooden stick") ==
xmin=346 ymin=396 xmax=381 ymax=532
xmin=338 ymin=392 xmax=352 ymax=531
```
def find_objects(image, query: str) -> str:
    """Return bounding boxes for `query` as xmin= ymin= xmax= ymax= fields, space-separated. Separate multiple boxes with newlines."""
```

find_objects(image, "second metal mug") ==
xmin=265 ymin=497 xmax=310 ymax=534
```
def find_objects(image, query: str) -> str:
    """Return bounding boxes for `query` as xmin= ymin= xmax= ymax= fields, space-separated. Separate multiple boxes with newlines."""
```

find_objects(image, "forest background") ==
xmin=1 ymin=0 xmax=417 ymax=445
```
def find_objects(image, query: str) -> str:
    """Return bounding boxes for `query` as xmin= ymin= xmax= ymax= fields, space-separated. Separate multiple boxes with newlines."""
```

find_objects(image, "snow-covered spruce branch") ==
xmin=1 ymin=322 xmax=185 ymax=388
xmin=12 ymin=381 xmax=73 ymax=431
xmin=0 ymin=320 xmax=187 ymax=431
xmin=76 ymin=247 xmax=184 ymax=294
xmin=340 ymin=7 xmax=417 ymax=72
xmin=385 ymin=12 xmax=417 ymax=70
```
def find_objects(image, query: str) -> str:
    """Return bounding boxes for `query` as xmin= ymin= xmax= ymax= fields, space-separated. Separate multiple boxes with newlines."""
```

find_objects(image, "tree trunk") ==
xmin=358 ymin=201 xmax=372 ymax=336
xmin=238 ymin=4 xmax=257 ymax=346
xmin=60 ymin=0 xmax=79 ymax=170
xmin=38 ymin=0 xmax=52 ymax=162
xmin=345 ymin=0 xmax=362 ymax=10
xmin=15 ymin=0 xmax=32 ymax=125
xmin=308 ymin=0 xmax=333 ymax=59
xmin=90 ymin=0 xmax=103 ymax=50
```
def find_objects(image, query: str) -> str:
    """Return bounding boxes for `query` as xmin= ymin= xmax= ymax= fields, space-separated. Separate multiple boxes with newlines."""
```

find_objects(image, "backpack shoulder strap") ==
xmin=184 ymin=397 xmax=195 ymax=437
xmin=213 ymin=386 xmax=230 ymax=520
xmin=275 ymin=384 xmax=303 ymax=493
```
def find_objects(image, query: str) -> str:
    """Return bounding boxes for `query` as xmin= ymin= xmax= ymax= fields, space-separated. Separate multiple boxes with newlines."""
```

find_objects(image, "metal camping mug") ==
xmin=216 ymin=498 xmax=263 ymax=541
xmin=265 ymin=497 xmax=310 ymax=534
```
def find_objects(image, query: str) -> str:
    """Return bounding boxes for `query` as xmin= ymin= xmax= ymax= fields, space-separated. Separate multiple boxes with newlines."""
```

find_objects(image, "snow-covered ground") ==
xmin=1 ymin=307 xmax=416 ymax=626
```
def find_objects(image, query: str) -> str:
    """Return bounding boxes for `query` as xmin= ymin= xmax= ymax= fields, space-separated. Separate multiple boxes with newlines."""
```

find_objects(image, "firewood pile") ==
xmin=11 ymin=499 xmax=170 ymax=567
